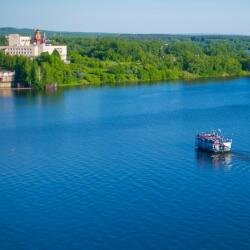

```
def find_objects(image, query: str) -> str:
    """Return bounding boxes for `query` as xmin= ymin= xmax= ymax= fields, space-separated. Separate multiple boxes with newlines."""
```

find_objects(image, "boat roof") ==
xmin=197 ymin=132 xmax=231 ymax=143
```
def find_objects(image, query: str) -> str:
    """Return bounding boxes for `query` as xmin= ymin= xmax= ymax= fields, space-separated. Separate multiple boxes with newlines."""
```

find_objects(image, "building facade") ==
xmin=0 ymin=70 xmax=15 ymax=88
xmin=0 ymin=30 xmax=67 ymax=62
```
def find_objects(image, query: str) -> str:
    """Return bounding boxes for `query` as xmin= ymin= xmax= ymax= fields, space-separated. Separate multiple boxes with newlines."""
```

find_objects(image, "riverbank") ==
xmin=57 ymin=72 xmax=250 ymax=88
xmin=0 ymin=73 xmax=249 ymax=92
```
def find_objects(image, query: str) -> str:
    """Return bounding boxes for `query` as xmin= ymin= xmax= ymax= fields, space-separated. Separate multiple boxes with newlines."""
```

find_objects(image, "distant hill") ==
xmin=0 ymin=27 xmax=116 ymax=38
xmin=0 ymin=27 xmax=250 ymax=41
xmin=0 ymin=27 xmax=35 ymax=36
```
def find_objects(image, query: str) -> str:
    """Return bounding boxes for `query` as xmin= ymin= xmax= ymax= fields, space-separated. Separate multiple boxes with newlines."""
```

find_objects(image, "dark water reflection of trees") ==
xmin=0 ymin=88 xmax=65 ymax=111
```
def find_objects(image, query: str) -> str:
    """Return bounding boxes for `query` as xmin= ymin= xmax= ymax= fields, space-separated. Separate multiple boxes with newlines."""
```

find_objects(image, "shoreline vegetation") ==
xmin=57 ymin=73 xmax=250 ymax=88
xmin=0 ymin=31 xmax=249 ymax=89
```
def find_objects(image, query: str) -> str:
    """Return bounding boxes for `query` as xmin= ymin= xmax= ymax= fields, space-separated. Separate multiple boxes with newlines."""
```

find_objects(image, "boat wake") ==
xmin=196 ymin=149 xmax=250 ymax=170
xmin=231 ymin=151 xmax=250 ymax=164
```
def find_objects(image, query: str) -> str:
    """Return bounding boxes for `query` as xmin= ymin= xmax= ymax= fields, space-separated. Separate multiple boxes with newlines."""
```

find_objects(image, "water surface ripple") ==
xmin=0 ymin=78 xmax=250 ymax=249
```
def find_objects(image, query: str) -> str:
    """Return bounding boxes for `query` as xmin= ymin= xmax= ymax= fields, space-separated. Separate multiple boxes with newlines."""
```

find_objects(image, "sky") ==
xmin=1 ymin=0 xmax=250 ymax=35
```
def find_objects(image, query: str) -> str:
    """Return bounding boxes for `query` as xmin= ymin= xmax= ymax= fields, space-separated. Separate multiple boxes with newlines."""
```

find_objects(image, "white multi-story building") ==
xmin=7 ymin=34 xmax=31 ymax=46
xmin=0 ymin=30 xmax=67 ymax=62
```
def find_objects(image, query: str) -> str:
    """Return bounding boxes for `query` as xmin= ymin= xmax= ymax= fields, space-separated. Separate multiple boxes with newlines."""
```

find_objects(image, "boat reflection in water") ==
xmin=196 ymin=149 xmax=233 ymax=169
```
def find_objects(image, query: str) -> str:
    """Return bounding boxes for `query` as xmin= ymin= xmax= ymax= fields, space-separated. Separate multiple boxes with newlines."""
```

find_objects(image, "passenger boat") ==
xmin=196 ymin=130 xmax=232 ymax=153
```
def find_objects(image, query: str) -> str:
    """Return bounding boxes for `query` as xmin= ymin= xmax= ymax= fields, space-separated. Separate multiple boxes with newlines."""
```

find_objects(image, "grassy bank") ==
xmin=57 ymin=71 xmax=250 ymax=88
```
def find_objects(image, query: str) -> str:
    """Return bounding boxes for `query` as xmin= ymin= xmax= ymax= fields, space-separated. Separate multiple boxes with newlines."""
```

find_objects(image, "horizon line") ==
xmin=1 ymin=27 xmax=250 ymax=37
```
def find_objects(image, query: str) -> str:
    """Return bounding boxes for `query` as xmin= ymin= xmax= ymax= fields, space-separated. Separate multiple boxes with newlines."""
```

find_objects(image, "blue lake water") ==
xmin=0 ymin=77 xmax=250 ymax=250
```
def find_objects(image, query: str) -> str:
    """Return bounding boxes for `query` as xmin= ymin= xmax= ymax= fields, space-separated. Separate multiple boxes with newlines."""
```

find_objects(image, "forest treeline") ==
xmin=0 ymin=35 xmax=250 ymax=89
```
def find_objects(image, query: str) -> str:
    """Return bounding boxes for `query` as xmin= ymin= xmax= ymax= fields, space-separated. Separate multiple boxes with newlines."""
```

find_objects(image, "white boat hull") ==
xmin=196 ymin=137 xmax=232 ymax=153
